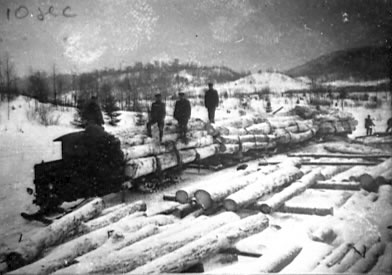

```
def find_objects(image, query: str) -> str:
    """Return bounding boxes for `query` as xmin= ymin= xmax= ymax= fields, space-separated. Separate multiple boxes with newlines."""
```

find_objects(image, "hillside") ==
xmin=285 ymin=45 xmax=390 ymax=82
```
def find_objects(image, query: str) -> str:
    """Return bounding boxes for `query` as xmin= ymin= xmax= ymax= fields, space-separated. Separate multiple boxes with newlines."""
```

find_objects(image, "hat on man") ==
xmin=155 ymin=93 xmax=162 ymax=98
xmin=179 ymin=92 xmax=185 ymax=96
xmin=208 ymin=82 xmax=213 ymax=87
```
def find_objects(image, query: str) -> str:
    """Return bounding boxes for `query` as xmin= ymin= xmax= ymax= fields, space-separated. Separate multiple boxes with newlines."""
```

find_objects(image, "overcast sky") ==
xmin=0 ymin=0 xmax=390 ymax=76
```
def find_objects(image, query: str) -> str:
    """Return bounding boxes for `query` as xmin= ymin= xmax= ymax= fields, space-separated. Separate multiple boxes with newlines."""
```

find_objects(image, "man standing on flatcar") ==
xmin=83 ymin=96 xmax=104 ymax=127
xmin=204 ymin=82 xmax=219 ymax=123
xmin=147 ymin=93 xmax=166 ymax=142
xmin=174 ymin=92 xmax=191 ymax=142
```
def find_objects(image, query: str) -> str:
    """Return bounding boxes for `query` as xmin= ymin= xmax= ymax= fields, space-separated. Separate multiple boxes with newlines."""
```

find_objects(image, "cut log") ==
xmin=125 ymin=144 xmax=219 ymax=179
xmin=54 ymin=212 xmax=238 ymax=274
xmin=277 ymin=204 xmax=334 ymax=216
xmin=288 ymin=153 xmax=392 ymax=159
xmin=375 ymin=169 xmax=392 ymax=186
xmin=9 ymin=214 xmax=175 ymax=275
xmin=195 ymin=165 xmax=280 ymax=210
xmin=255 ymin=169 xmax=323 ymax=214
xmin=123 ymin=136 xmax=213 ymax=159
xmin=81 ymin=200 xmax=146 ymax=233
xmin=6 ymin=198 xmax=104 ymax=271
xmin=311 ymin=242 xmax=353 ymax=273
xmin=245 ymin=122 xmax=272 ymax=135
xmin=358 ymin=158 xmax=392 ymax=192
xmin=208 ymin=241 xmax=302 ymax=274
xmin=221 ymin=134 xmax=276 ymax=144
xmin=328 ymin=234 xmax=381 ymax=273
xmin=274 ymin=128 xmax=316 ymax=144
xmin=128 ymin=213 xmax=269 ymax=274
xmin=324 ymin=143 xmax=385 ymax=155
xmin=370 ymin=242 xmax=392 ymax=274
xmin=223 ymin=160 xmax=303 ymax=211
xmin=172 ymin=203 xmax=200 ymax=218
xmin=176 ymin=161 xmax=263 ymax=204
xmin=221 ymin=142 xmax=276 ymax=154
xmin=345 ymin=242 xmax=385 ymax=273
xmin=74 ymin=224 xmax=159 ymax=264
xmin=280 ymin=241 xmax=334 ymax=273
xmin=100 ymin=203 xmax=126 ymax=216
xmin=311 ymin=180 xmax=361 ymax=190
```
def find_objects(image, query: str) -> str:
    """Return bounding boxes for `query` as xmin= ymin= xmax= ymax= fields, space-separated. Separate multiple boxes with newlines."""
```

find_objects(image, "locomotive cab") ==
xmin=31 ymin=126 xmax=126 ymax=213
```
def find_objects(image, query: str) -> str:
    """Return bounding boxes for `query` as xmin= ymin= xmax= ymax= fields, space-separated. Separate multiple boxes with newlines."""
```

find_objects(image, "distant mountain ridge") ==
xmin=285 ymin=45 xmax=390 ymax=82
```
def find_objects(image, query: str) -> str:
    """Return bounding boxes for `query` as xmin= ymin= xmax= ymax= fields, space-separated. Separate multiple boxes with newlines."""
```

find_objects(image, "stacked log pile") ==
xmin=111 ymin=105 xmax=358 ymax=184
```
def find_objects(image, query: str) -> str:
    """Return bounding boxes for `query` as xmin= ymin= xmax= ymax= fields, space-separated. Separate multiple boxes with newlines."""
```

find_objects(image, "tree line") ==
xmin=1 ymin=57 xmax=249 ymax=112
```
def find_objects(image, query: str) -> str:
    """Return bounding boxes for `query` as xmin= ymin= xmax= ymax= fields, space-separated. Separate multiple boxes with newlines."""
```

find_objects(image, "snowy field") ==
xmin=0 ymin=94 xmax=391 ymax=263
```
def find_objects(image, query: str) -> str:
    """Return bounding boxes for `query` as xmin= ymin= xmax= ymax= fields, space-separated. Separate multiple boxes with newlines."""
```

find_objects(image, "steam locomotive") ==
xmin=22 ymin=125 xmax=126 ymax=221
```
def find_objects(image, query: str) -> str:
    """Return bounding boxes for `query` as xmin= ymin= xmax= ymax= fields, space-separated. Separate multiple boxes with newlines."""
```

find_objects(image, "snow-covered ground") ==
xmin=0 ymin=93 xmax=391 ymax=268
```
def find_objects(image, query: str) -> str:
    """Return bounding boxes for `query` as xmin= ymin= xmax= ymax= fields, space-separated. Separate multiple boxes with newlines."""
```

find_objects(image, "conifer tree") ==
xmin=103 ymin=94 xmax=121 ymax=126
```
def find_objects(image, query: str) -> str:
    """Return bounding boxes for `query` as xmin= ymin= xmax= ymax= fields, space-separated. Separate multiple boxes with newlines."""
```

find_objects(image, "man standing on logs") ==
xmin=83 ymin=96 xmax=104 ymax=128
xmin=174 ymin=92 xmax=191 ymax=142
xmin=147 ymin=93 xmax=166 ymax=142
xmin=204 ymin=82 xmax=219 ymax=123
xmin=365 ymin=114 xmax=375 ymax=136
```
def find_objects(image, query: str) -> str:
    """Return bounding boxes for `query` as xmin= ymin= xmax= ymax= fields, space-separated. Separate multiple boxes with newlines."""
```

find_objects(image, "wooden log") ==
xmin=128 ymin=213 xmax=269 ymax=274
xmin=370 ymin=242 xmax=392 ymax=274
xmin=375 ymin=169 xmax=392 ymax=186
xmin=54 ymin=212 xmax=239 ymax=274
xmin=123 ymin=136 xmax=213 ymax=159
xmin=172 ymin=203 xmax=200 ymax=218
xmin=345 ymin=242 xmax=385 ymax=273
xmin=358 ymin=158 xmax=392 ymax=192
xmin=74 ymin=224 xmax=159 ymax=264
xmin=208 ymin=241 xmax=302 ymax=274
xmin=195 ymin=164 xmax=280 ymax=210
xmin=9 ymin=214 xmax=175 ymax=275
xmin=311 ymin=242 xmax=353 ymax=273
xmin=221 ymin=134 xmax=276 ymax=144
xmin=245 ymin=122 xmax=272 ymax=135
xmin=288 ymin=153 xmax=392 ymax=159
xmin=6 ymin=198 xmax=104 ymax=271
xmin=280 ymin=241 xmax=334 ymax=273
xmin=319 ymin=165 xmax=351 ymax=180
xmin=328 ymin=235 xmax=381 ymax=273
xmin=100 ymin=203 xmax=126 ymax=216
xmin=255 ymin=169 xmax=323 ymax=213
xmin=222 ymin=141 xmax=277 ymax=154
xmin=274 ymin=128 xmax=316 ymax=144
xmin=176 ymin=161 xmax=262 ymax=204
xmin=223 ymin=160 xmax=303 ymax=211
xmin=311 ymin=180 xmax=361 ymax=190
xmin=324 ymin=143 xmax=385 ymax=155
xmin=81 ymin=201 xmax=146 ymax=233
xmin=125 ymin=144 xmax=219 ymax=179
xmin=278 ymin=204 xmax=334 ymax=216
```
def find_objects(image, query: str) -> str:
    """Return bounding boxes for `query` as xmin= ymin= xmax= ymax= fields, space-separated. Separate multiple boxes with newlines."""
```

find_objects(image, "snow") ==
xmin=324 ymin=78 xmax=390 ymax=88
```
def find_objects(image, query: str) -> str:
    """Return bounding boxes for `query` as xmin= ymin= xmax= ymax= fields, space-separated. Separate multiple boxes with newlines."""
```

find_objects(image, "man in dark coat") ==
xmin=365 ymin=114 xmax=375 ymax=136
xmin=147 ymin=93 xmax=166 ymax=142
xmin=174 ymin=92 xmax=191 ymax=141
xmin=83 ymin=96 xmax=104 ymax=127
xmin=204 ymin=82 xmax=219 ymax=123
xmin=386 ymin=117 xmax=392 ymax=133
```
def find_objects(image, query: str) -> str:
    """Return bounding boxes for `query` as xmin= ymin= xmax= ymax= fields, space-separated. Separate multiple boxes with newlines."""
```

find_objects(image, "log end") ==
xmin=259 ymin=204 xmax=272 ymax=214
xmin=360 ymin=173 xmax=379 ymax=193
xmin=223 ymin=199 xmax=238 ymax=212
xmin=6 ymin=252 xmax=25 ymax=272
xmin=175 ymin=190 xmax=189 ymax=204
xmin=194 ymin=190 xmax=212 ymax=210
